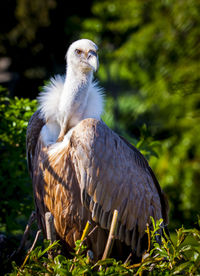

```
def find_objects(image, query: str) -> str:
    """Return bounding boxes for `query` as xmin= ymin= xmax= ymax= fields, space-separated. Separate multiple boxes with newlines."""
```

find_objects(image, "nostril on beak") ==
xmin=87 ymin=50 xmax=97 ymax=59
xmin=87 ymin=53 xmax=92 ymax=59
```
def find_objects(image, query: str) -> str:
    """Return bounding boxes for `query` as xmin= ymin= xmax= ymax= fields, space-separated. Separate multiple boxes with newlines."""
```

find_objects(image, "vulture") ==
xmin=26 ymin=39 xmax=169 ymax=260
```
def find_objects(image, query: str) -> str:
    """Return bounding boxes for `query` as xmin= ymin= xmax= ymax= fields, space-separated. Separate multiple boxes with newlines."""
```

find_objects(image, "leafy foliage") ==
xmin=0 ymin=88 xmax=37 ymax=233
xmin=8 ymin=218 xmax=200 ymax=275
xmin=134 ymin=218 xmax=200 ymax=275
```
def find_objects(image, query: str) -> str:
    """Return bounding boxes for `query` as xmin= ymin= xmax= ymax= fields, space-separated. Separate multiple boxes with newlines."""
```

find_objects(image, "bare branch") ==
xmin=17 ymin=230 xmax=42 ymax=276
xmin=15 ymin=211 xmax=36 ymax=256
xmin=102 ymin=209 xmax=118 ymax=260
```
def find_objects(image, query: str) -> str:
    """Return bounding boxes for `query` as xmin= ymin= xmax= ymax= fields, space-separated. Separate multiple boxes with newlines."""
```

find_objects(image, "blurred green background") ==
xmin=0 ymin=0 xmax=200 ymax=240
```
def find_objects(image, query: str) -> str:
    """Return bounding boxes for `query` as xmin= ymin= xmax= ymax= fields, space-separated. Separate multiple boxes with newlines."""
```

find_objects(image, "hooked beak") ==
xmin=87 ymin=51 xmax=99 ymax=72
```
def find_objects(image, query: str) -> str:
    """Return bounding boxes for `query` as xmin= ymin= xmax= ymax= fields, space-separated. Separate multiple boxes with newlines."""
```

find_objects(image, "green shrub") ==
xmin=0 ymin=88 xmax=37 ymax=234
xmin=8 ymin=217 xmax=200 ymax=275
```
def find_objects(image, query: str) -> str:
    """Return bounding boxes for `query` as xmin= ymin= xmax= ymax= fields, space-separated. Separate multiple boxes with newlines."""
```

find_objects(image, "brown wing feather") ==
xmin=32 ymin=137 xmax=86 ymax=245
xmin=119 ymin=135 xmax=169 ymax=225
xmin=69 ymin=119 xmax=169 ymax=256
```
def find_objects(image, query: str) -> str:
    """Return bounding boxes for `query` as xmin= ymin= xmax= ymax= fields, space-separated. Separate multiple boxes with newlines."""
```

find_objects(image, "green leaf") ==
xmin=173 ymin=261 xmax=191 ymax=274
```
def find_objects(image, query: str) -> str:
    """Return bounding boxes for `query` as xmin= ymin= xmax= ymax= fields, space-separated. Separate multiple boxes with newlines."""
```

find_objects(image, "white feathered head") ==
xmin=66 ymin=39 xmax=99 ymax=73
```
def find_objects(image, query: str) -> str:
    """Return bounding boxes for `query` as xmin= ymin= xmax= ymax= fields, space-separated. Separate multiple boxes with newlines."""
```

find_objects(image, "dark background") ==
xmin=0 ymin=0 xmax=94 ymax=99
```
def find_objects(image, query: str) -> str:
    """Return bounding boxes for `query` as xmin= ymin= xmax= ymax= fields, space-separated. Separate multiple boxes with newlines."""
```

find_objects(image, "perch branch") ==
xmin=87 ymin=225 xmax=98 ymax=238
xmin=124 ymin=252 xmax=132 ymax=264
xmin=81 ymin=221 xmax=91 ymax=241
xmin=14 ymin=211 xmax=36 ymax=257
xmin=17 ymin=229 xmax=41 ymax=276
xmin=102 ymin=209 xmax=118 ymax=260
xmin=146 ymin=223 xmax=151 ymax=253
xmin=45 ymin=212 xmax=56 ymax=244
xmin=76 ymin=220 xmax=91 ymax=256
xmin=70 ymin=221 xmax=92 ymax=272
xmin=45 ymin=212 xmax=56 ymax=260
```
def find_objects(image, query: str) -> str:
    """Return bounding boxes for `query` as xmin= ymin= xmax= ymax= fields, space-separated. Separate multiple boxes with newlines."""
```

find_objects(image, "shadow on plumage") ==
xmin=26 ymin=39 xmax=169 ymax=261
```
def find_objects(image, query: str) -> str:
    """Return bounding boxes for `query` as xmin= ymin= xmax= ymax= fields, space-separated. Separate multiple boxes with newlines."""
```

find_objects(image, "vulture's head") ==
xmin=66 ymin=39 xmax=99 ymax=73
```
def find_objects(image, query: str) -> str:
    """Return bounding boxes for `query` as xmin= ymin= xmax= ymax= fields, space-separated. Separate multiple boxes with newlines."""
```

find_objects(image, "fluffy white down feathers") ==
xmin=37 ymin=39 xmax=104 ymax=147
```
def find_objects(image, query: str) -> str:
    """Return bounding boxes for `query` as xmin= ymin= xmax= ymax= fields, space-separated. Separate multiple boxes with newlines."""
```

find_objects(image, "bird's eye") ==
xmin=75 ymin=49 xmax=82 ymax=55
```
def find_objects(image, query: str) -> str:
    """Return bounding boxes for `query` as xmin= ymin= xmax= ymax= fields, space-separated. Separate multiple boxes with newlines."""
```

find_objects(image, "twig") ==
xmin=137 ymin=224 xmax=151 ymax=276
xmin=70 ymin=221 xmax=91 ymax=272
xmin=74 ymin=224 xmax=98 ymax=255
xmin=28 ymin=229 xmax=42 ymax=253
xmin=126 ymin=262 xmax=141 ymax=269
xmin=81 ymin=221 xmax=91 ymax=241
xmin=102 ymin=209 xmax=118 ymax=260
xmin=13 ymin=211 xmax=36 ymax=257
xmin=146 ymin=223 xmax=151 ymax=253
xmin=17 ymin=229 xmax=42 ymax=276
xmin=87 ymin=225 xmax=98 ymax=239
xmin=124 ymin=252 xmax=132 ymax=265
xmin=76 ymin=221 xmax=91 ymax=256
xmin=77 ymin=224 xmax=98 ymax=251
xmin=126 ymin=224 xmax=151 ymax=275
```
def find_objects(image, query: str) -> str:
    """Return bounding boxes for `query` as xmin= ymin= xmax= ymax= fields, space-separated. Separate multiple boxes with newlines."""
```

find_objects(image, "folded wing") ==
xmin=26 ymin=113 xmax=168 ymax=258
